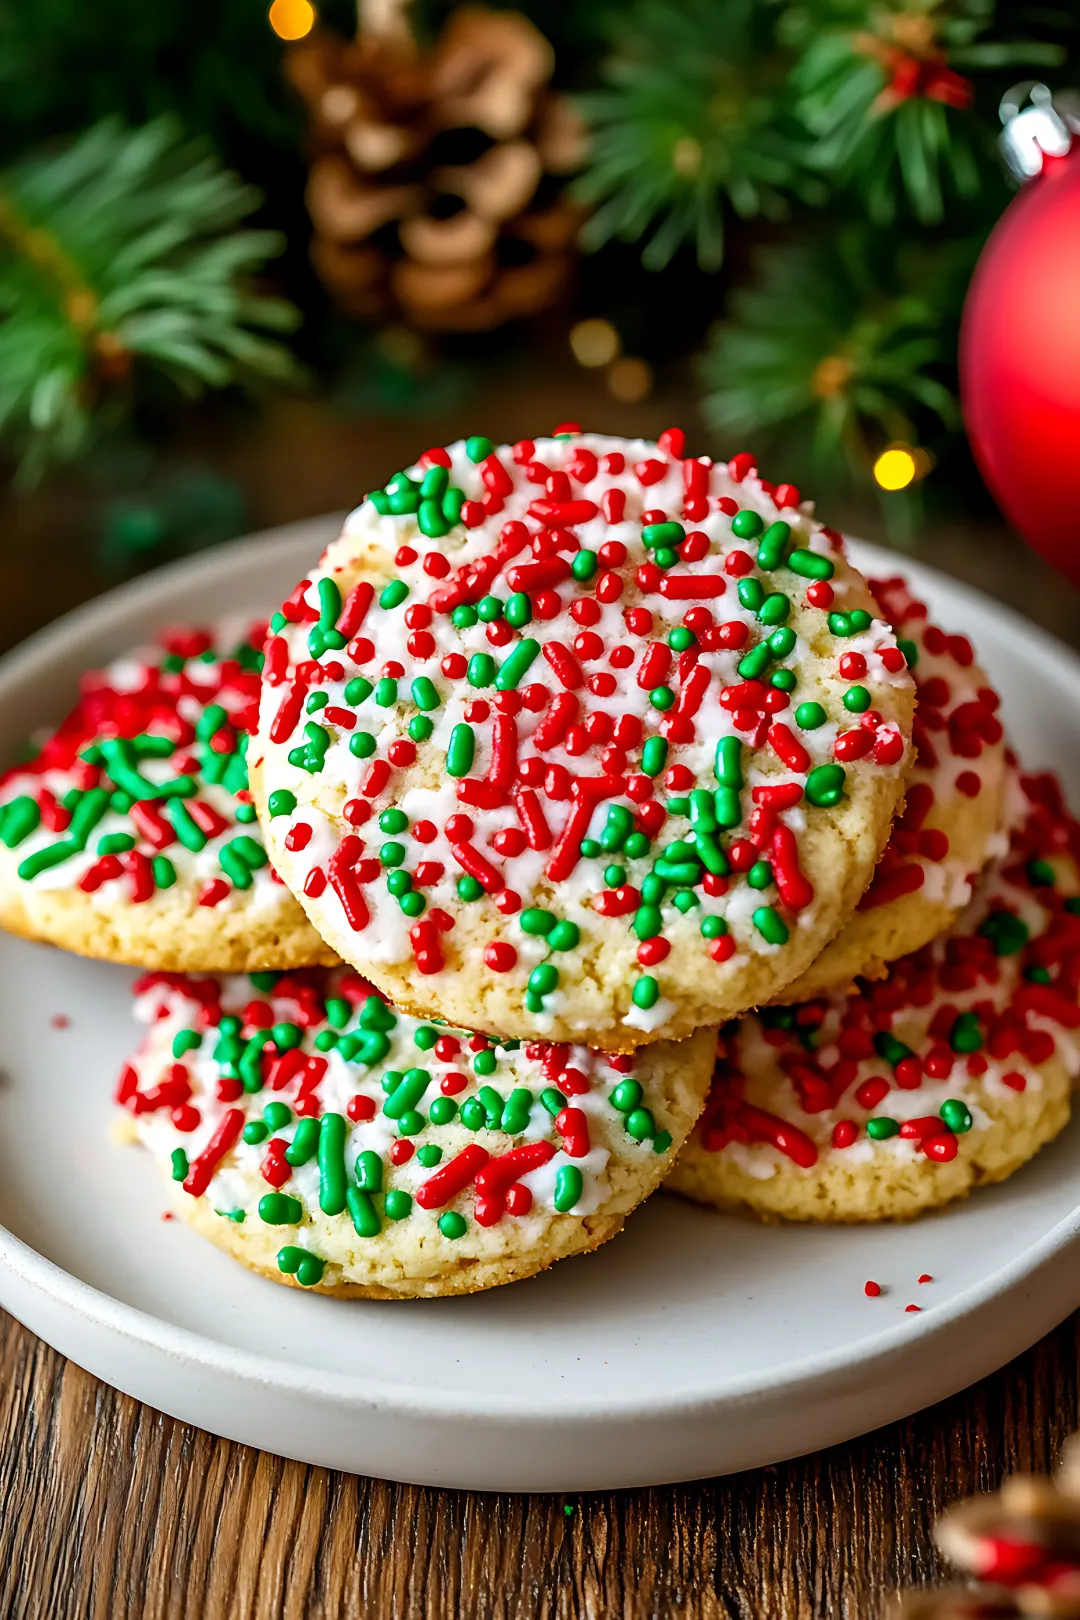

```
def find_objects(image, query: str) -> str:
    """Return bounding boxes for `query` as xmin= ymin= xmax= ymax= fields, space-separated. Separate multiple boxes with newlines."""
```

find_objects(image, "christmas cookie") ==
xmin=116 ymin=968 xmax=716 ymax=1298
xmin=252 ymin=429 xmax=916 ymax=1049
xmin=780 ymin=576 xmax=1008 ymax=1000
xmin=667 ymin=772 xmax=1080 ymax=1222
xmin=0 ymin=622 xmax=336 ymax=971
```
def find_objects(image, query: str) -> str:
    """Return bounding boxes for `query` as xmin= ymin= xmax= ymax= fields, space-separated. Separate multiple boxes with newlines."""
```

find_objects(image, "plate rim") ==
xmin=3 ymin=520 xmax=1080 ymax=1428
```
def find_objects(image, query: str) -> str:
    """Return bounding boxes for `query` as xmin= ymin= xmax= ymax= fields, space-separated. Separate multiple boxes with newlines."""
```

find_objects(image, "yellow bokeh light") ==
xmin=873 ymin=446 xmax=918 ymax=492
xmin=607 ymin=357 xmax=653 ymax=403
xmin=269 ymin=0 xmax=316 ymax=41
xmin=570 ymin=318 xmax=621 ymax=369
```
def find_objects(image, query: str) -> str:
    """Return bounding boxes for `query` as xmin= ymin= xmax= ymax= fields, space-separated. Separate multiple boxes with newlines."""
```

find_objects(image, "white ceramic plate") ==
xmin=2 ymin=519 xmax=1080 ymax=1492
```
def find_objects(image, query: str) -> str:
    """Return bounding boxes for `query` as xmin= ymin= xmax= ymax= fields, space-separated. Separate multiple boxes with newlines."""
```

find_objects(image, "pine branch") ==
xmin=0 ymin=117 xmax=301 ymax=483
xmin=698 ymin=228 xmax=974 ymax=486
xmin=786 ymin=0 xmax=1066 ymax=224
xmin=573 ymin=0 xmax=825 ymax=271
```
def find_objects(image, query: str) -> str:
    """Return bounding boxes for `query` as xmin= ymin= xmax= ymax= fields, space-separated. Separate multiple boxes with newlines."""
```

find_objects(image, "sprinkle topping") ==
xmin=258 ymin=431 xmax=914 ymax=1037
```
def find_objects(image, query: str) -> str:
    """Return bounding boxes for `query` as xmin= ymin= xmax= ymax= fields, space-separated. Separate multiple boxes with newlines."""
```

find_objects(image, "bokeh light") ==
xmin=269 ymin=0 xmax=316 ymax=42
xmin=873 ymin=446 xmax=918 ymax=491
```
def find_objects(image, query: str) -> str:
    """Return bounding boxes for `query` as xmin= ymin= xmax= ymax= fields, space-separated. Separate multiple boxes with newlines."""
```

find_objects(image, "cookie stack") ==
xmin=3 ymin=430 xmax=1079 ymax=1299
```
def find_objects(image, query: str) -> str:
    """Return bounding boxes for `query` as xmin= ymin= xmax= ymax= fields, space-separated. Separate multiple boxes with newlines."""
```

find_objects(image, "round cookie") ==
xmin=667 ymin=770 xmax=1080 ymax=1221
xmin=252 ymin=429 xmax=916 ymax=1049
xmin=116 ymin=967 xmax=717 ymax=1298
xmin=780 ymin=576 xmax=1008 ymax=1001
xmin=0 ymin=621 xmax=336 ymax=971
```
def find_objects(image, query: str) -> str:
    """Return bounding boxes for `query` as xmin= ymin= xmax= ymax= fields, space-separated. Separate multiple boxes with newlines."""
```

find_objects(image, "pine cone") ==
xmin=287 ymin=6 xmax=586 ymax=331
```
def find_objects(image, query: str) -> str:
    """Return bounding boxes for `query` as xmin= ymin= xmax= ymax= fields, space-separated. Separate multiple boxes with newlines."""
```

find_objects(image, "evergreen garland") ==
xmin=0 ymin=118 xmax=300 ymax=483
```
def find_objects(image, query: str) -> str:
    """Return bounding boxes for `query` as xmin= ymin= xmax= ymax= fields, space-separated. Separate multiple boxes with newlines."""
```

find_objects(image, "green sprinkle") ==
xmin=795 ymin=702 xmax=827 ymax=730
xmin=828 ymin=613 xmax=852 ymax=637
xmin=466 ymin=435 xmax=494 ymax=462
xmin=642 ymin=521 xmax=685 ymax=547
xmin=653 ymin=1130 xmax=673 ymax=1154
xmin=752 ymin=906 xmax=789 ymax=946
xmin=259 ymin=1193 xmax=303 ymax=1225
xmin=633 ymin=904 xmax=662 ymax=941
xmin=787 ymin=548 xmax=834 ymax=580
xmin=611 ymin=1080 xmax=643 ymax=1113
xmin=473 ymin=1050 xmax=497 ymax=1078
xmin=950 ymin=1012 xmax=983 ymax=1053
xmin=317 ymin=1112 xmax=348 ymax=1217
xmin=1027 ymin=858 xmax=1056 ymax=887
xmin=873 ymin=1032 xmax=914 ymax=1068
xmin=768 ymin=626 xmax=797 ymax=659
xmin=355 ymin=1150 xmax=383 ymax=1193
xmin=624 ymin=831 xmax=650 ymax=859
xmin=495 ymin=637 xmax=540 ymax=691
xmin=350 ymin=731 xmax=377 ymax=759
xmin=411 ymin=676 xmax=440 ymax=711
xmin=344 ymin=676 xmax=373 ymax=705
xmin=172 ymin=1029 xmax=202 ymax=1058
xmin=467 ymin=653 xmax=496 ymax=688
xmin=170 ymin=1149 xmax=188 ymax=1182
xmin=547 ymin=919 xmax=580 ymax=951
xmin=374 ymin=677 xmax=398 ymax=707
xmin=528 ymin=963 xmax=559 ymax=996
xmin=264 ymin=1101 xmax=292 ymax=1132
xmin=673 ymin=889 xmax=699 ymax=912
xmin=737 ymin=577 xmax=765 ymax=613
xmin=442 ymin=488 xmax=464 ymax=526
xmin=641 ymin=736 xmax=668 ymax=777
xmin=18 ymin=840 xmax=79 ymax=880
xmin=756 ymin=521 xmax=790 ymax=571
xmin=649 ymin=685 xmax=675 ymax=711
xmin=897 ymin=637 xmax=918 ymax=668
xmin=452 ymin=604 xmax=478 ymax=629
xmin=805 ymin=764 xmax=846 ymax=807
xmin=418 ymin=499 xmax=449 ymax=538
xmin=152 ymin=856 xmax=177 ymax=890
xmin=669 ymin=626 xmax=696 ymax=652
xmin=747 ymin=860 xmax=773 ymax=890
xmin=439 ymin=1211 xmax=468 ymax=1240
xmin=267 ymin=789 xmax=297 ymax=818
xmin=731 ymin=509 xmax=764 ymax=540
xmin=625 ymin=1108 xmax=655 ymax=1141
xmin=379 ymin=807 xmax=409 ymax=835
xmin=277 ymin=1247 xmax=325 ymax=1287
xmin=700 ymin=915 xmax=727 ymax=940
xmin=285 ymin=1117 xmax=321 ymax=1167
xmin=501 ymin=1088 xmax=533 ymax=1135
xmin=632 ymin=976 xmax=659 ymax=1010
xmin=554 ymin=1166 xmax=584 ymax=1212
xmin=737 ymin=642 xmax=771 ymax=680
xmin=580 ymin=839 xmax=601 ymax=859
xmin=758 ymin=592 xmax=790 ymax=626
xmin=0 ymin=796 xmax=39 ymax=848
xmin=843 ymin=686 xmax=871 ymax=714
xmin=384 ymin=1190 xmax=412 ymax=1221
xmin=408 ymin=715 xmax=433 ymax=743
xmin=457 ymin=875 xmax=484 ymax=901
xmin=505 ymin=592 xmax=532 ymax=628
xmin=446 ymin=724 xmax=475 ymax=777
xmin=460 ymin=1097 xmax=487 ymax=1130
xmin=979 ymin=910 xmax=1029 ymax=955
xmin=600 ymin=804 xmax=633 ymax=853
xmin=429 ymin=1096 xmax=458 ymax=1126
xmin=420 ymin=464 xmax=448 ymax=499
xmin=243 ymin=1121 xmax=268 ymax=1145
xmin=940 ymin=1099 xmax=973 ymax=1134
xmin=383 ymin=1067 xmax=431 ymax=1120
xmin=571 ymin=550 xmax=598 ymax=581
xmin=521 ymin=908 xmax=556 ymax=936
xmin=866 ymin=1116 xmax=900 ymax=1140
xmin=539 ymin=1087 xmax=567 ymax=1117
xmin=346 ymin=1187 xmax=382 ymax=1238
xmin=379 ymin=840 xmax=406 ymax=867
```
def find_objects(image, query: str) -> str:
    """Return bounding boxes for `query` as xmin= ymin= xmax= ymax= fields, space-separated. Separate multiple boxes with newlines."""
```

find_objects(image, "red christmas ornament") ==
xmin=960 ymin=94 xmax=1080 ymax=584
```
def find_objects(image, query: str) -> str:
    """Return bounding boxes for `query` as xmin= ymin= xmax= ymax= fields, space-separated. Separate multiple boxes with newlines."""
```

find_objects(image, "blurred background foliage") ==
xmin=0 ymin=0 xmax=1077 ymax=574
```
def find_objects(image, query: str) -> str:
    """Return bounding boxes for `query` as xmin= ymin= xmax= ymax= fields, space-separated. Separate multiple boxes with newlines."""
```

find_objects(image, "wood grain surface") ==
xmin=0 ymin=1301 xmax=1078 ymax=1619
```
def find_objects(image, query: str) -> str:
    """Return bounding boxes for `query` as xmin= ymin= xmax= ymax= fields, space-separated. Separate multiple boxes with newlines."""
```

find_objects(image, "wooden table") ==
xmin=4 ymin=384 xmax=1080 ymax=1618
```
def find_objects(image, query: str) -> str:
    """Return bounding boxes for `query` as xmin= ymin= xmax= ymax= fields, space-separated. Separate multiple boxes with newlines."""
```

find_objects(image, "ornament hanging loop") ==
xmin=999 ymin=80 xmax=1080 ymax=181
